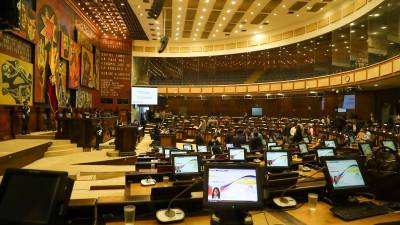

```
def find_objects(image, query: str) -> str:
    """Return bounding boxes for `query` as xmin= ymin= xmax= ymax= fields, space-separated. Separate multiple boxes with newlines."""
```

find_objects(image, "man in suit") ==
xmin=21 ymin=100 xmax=30 ymax=134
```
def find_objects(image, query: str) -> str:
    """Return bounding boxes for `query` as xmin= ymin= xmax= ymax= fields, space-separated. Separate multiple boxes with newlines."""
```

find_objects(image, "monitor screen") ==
xmin=265 ymin=151 xmax=290 ymax=169
xmin=348 ymin=135 xmax=355 ymax=144
xmin=241 ymin=144 xmax=250 ymax=153
xmin=325 ymin=159 xmax=366 ymax=191
xmin=158 ymin=147 xmax=163 ymax=153
xmin=197 ymin=145 xmax=208 ymax=153
xmin=359 ymin=143 xmax=372 ymax=156
xmin=164 ymin=148 xmax=172 ymax=158
xmin=298 ymin=143 xmax=308 ymax=154
xmin=324 ymin=140 xmax=337 ymax=148
xmin=303 ymin=136 xmax=310 ymax=144
xmin=131 ymin=86 xmax=158 ymax=105
xmin=267 ymin=142 xmax=277 ymax=149
xmin=316 ymin=148 xmax=335 ymax=158
xmin=251 ymin=108 xmax=263 ymax=117
xmin=269 ymin=145 xmax=283 ymax=151
xmin=337 ymin=108 xmax=347 ymax=113
xmin=172 ymin=155 xmax=200 ymax=174
xmin=382 ymin=140 xmax=396 ymax=151
xmin=342 ymin=94 xmax=355 ymax=109
xmin=226 ymin=143 xmax=234 ymax=149
xmin=183 ymin=144 xmax=192 ymax=151
xmin=170 ymin=150 xmax=188 ymax=158
xmin=229 ymin=148 xmax=246 ymax=161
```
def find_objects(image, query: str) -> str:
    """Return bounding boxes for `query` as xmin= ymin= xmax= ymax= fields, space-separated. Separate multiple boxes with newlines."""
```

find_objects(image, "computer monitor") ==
xmin=226 ymin=143 xmax=234 ymax=150
xmin=323 ymin=157 xmax=367 ymax=195
xmin=316 ymin=148 xmax=336 ymax=161
xmin=358 ymin=143 xmax=373 ymax=156
xmin=265 ymin=151 xmax=291 ymax=171
xmin=269 ymin=145 xmax=283 ymax=151
xmin=172 ymin=154 xmax=201 ymax=176
xmin=348 ymin=135 xmax=355 ymax=144
xmin=0 ymin=168 xmax=74 ymax=225
xmin=241 ymin=144 xmax=250 ymax=153
xmin=228 ymin=148 xmax=246 ymax=161
xmin=267 ymin=142 xmax=277 ymax=150
xmin=197 ymin=145 xmax=208 ymax=153
xmin=169 ymin=150 xmax=188 ymax=158
xmin=268 ymin=136 xmax=275 ymax=142
xmin=203 ymin=163 xmax=264 ymax=210
xmin=298 ymin=143 xmax=309 ymax=154
xmin=324 ymin=140 xmax=337 ymax=148
xmin=163 ymin=148 xmax=177 ymax=159
xmin=303 ymin=136 xmax=310 ymax=144
xmin=158 ymin=147 xmax=164 ymax=153
xmin=183 ymin=143 xmax=193 ymax=151
xmin=382 ymin=140 xmax=397 ymax=151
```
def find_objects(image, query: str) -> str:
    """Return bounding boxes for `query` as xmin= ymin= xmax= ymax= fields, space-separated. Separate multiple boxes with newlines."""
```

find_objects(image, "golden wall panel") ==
xmin=133 ymin=46 xmax=144 ymax=52
xmin=306 ymin=22 xmax=318 ymax=33
xmin=355 ymin=70 xmax=367 ymax=81
xmin=191 ymin=46 xmax=202 ymax=52
xmin=213 ymin=87 xmax=224 ymax=93
xmin=367 ymin=66 xmax=380 ymax=79
xmin=203 ymin=45 xmax=214 ymax=52
xmin=294 ymin=81 xmax=305 ymax=89
xmin=318 ymin=18 xmax=329 ymax=29
xmin=259 ymin=84 xmax=270 ymax=92
xmin=282 ymin=31 xmax=293 ymax=40
xmin=330 ymin=76 xmax=342 ymax=86
xmin=179 ymin=87 xmax=190 ymax=93
xmin=330 ymin=11 xmax=342 ymax=23
xmin=202 ymin=87 xmax=213 ymax=93
xmin=247 ymin=85 xmax=259 ymax=92
xmin=380 ymin=62 xmax=392 ymax=76
xmin=180 ymin=47 xmax=190 ymax=53
xmin=306 ymin=80 xmax=317 ymax=89
xmin=168 ymin=47 xmax=179 ymax=53
xmin=191 ymin=87 xmax=201 ymax=93
xmin=342 ymin=73 xmax=354 ymax=83
xmin=226 ymin=43 xmax=237 ymax=49
xmin=237 ymin=41 xmax=247 ymax=48
xmin=318 ymin=78 xmax=330 ymax=87
xmin=294 ymin=27 xmax=306 ymax=36
xmin=270 ymin=83 xmax=281 ymax=91
xmin=342 ymin=3 xmax=354 ymax=17
xmin=393 ymin=58 xmax=400 ymax=72
xmin=214 ymin=45 xmax=225 ymax=51
xmin=271 ymin=34 xmax=282 ymax=42
xmin=158 ymin=87 xmax=167 ymax=93
xmin=354 ymin=0 xmax=366 ymax=10
xmin=145 ymin=47 xmax=156 ymax=53
xmin=167 ymin=87 xmax=178 ymax=94
xmin=282 ymin=82 xmax=293 ymax=90
xmin=224 ymin=86 xmax=235 ymax=93
xmin=236 ymin=86 xmax=247 ymax=93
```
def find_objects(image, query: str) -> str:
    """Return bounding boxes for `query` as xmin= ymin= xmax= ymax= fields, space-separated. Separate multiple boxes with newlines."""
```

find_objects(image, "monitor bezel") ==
xmin=298 ymin=143 xmax=309 ymax=154
xmin=303 ymin=136 xmax=310 ymax=144
xmin=171 ymin=154 xmax=201 ymax=176
xmin=225 ymin=143 xmax=234 ymax=150
xmin=264 ymin=150 xmax=291 ymax=171
xmin=382 ymin=140 xmax=397 ymax=151
xmin=203 ymin=163 xmax=264 ymax=210
xmin=197 ymin=145 xmax=209 ymax=153
xmin=169 ymin=149 xmax=189 ymax=158
xmin=315 ymin=147 xmax=336 ymax=160
xmin=358 ymin=143 xmax=373 ymax=156
xmin=228 ymin=148 xmax=247 ymax=161
xmin=163 ymin=147 xmax=178 ymax=159
xmin=323 ymin=157 xmax=368 ymax=195
xmin=182 ymin=143 xmax=193 ymax=151
xmin=324 ymin=140 xmax=337 ymax=149
xmin=267 ymin=142 xmax=277 ymax=150
xmin=240 ymin=144 xmax=250 ymax=153
xmin=269 ymin=145 xmax=283 ymax=151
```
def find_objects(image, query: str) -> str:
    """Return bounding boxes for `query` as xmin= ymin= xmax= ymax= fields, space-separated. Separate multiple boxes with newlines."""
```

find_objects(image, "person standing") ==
xmin=95 ymin=121 xmax=103 ymax=150
xmin=21 ymin=100 xmax=30 ymax=134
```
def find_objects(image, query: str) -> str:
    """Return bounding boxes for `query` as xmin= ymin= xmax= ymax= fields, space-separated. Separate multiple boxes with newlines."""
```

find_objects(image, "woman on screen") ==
xmin=212 ymin=187 xmax=220 ymax=199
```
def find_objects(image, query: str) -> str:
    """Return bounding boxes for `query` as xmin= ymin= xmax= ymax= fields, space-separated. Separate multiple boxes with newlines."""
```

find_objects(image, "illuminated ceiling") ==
xmin=128 ymin=0 xmax=348 ymax=42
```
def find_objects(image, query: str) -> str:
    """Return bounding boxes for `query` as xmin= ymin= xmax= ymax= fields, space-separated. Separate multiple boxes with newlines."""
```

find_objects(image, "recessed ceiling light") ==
xmin=200 ymin=16 xmax=204 ymax=19
xmin=232 ymin=1 xmax=236 ymax=5
xmin=282 ymin=4 xmax=286 ymax=8
xmin=198 ymin=22 xmax=201 ymax=25
xmin=250 ymin=11 xmax=254 ymax=15
xmin=177 ymin=15 xmax=181 ymax=18
xmin=178 ymin=7 xmax=182 ymax=11
xmin=373 ymin=84 xmax=379 ymax=87
xmin=218 ymin=24 xmax=222 ymax=27
xmin=257 ymin=3 xmax=261 ymax=6
xmin=296 ymin=14 xmax=299 ymax=17
xmin=227 ymin=9 xmax=231 ymax=13
xmin=202 ymin=8 xmax=206 ymax=12
xmin=222 ymin=17 xmax=226 ymax=20
xmin=216 ymin=29 xmax=219 ymax=32
xmin=381 ymin=26 xmax=387 ymax=29
xmin=273 ymin=13 xmax=277 ymax=16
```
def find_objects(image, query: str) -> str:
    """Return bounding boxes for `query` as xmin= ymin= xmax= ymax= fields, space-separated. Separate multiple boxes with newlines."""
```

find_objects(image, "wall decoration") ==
xmin=57 ymin=59 xmax=69 ymax=107
xmin=60 ymin=32 xmax=70 ymax=60
xmin=101 ymin=52 xmax=131 ymax=98
xmin=17 ymin=1 xmax=37 ymax=43
xmin=0 ymin=52 xmax=33 ymax=105
xmin=35 ymin=4 xmax=59 ymax=103
xmin=68 ymin=41 xmax=80 ymax=89
xmin=94 ymin=48 xmax=100 ymax=90
xmin=80 ymin=47 xmax=94 ymax=88
xmin=76 ymin=88 xmax=92 ymax=108
xmin=77 ymin=30 xmax=93 ymax=52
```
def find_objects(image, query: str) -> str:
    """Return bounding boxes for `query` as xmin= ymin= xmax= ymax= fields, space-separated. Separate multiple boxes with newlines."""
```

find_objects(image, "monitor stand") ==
xmin=322 ymin=194 xmax=360 ymax=206
xmin=210 ymin=210 xmax=252 ymax=225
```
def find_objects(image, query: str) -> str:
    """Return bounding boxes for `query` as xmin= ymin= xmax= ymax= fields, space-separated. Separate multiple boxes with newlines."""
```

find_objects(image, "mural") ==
xmin=94 ymin=48 xmax=100 ymax=90
xmin=69 ymin=41 xmax=80 ymax=89
xmin=18 ymin=1 xmax=37 ymax=43
xmin=76 ymin=88 xmax=92 ymax=108
xmin=57 ymin=59 xmax=69 ymax=107
xmin=0 ymin=53 xmax=33 ymax=105
xmin=77 ymin=30 xmax=93 ymax=52
xmin=60 ymin=32 xmax=70 ymax=60
xmin=35 ymin=5 xmax=59 ymax=103
xmin=80 ymin=47 xmax=94 ymax=88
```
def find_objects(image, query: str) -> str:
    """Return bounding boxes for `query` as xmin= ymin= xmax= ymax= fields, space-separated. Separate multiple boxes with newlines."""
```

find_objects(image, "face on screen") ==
xmin=360 ymin=144 xmax=372 ymax=156
xmin=229 ymin=149 xmax=245 ymax=161
xmin=173 ymin=156 xmax=199 ymax=174
xmin=317 ymin=149 xmax=335 ymax=157
xmin=326 ymin=160 xmax=365 ymax=189
xmin=299 ymin=144 xmax=308 ymax=153
xmin=265 ymin=152 xmax=289 ymax=167
xmin=325 ymin=141 xmax=336 ymax=148
xmin=183 ymin=144 xmax=192 ymax=150
xmin=207 ymin=168 xmax=258 ymax=202
xmin=241 ymin=145 xmax=250 ymax=153
xmin=198 ymin=145 xmax=208 ymax=152
xmin=383 ymin=141 xmax=396 ymax=151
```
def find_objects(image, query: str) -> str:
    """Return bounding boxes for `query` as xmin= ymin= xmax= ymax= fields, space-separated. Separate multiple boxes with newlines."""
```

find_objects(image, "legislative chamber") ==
xmin=1 ymin=0 xmax=400 ymax=225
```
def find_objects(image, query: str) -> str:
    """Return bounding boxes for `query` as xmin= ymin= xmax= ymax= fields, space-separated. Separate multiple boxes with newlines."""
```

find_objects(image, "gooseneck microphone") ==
xmin=156 ymin=178 xmax=201 ymax=223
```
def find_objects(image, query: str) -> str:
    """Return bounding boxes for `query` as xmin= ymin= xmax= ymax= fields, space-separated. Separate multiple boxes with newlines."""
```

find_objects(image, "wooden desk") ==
xmin=107 ymin=201 xmax=400 ymax=225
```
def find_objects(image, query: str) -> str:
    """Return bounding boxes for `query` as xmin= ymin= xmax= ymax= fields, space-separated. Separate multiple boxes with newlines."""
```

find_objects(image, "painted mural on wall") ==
xmin=80 ymin=47 xmax=94 ymax=88
xmin=0 ymin=52 xmax=33 ymax=105
xmin=57 ymin=59 xmax=69 ymax=107
xmin=60 ymin=32 xmax=70 ymax=60
xmin=95 ymin=48 xmax=100 ymax=90
xmin=76 ymin=88 xmax=92 ymax=108
xmin=35 ymin=5 xmax=59 ymax=103
xmin=17 ymin=1 xmax=37 ymax=43
xmin=69 ymin=41 xmax=80 ymax=89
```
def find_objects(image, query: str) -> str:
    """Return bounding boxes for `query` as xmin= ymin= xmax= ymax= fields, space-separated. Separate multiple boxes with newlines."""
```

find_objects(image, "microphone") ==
xmin=155 ymin=178 xmax=201 ymax=223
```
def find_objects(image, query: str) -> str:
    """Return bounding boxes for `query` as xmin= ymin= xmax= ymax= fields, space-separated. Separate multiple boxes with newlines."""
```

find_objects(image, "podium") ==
xmin=115 ymin=126 xmax=139 ymax=156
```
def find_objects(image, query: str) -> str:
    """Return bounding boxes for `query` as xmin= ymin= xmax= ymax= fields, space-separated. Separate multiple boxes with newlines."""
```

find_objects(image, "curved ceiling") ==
xmin=128 ymin=0 xmax=349 ymax=42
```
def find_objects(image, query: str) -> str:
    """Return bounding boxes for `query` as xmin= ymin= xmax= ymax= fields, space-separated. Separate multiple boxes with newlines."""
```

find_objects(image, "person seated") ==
xmin=208 ymin=135 xmax=221 ymax=147
xmin=233 ymin=129 xmax=246 ymax=147
xmin=194 ymin=130 xmax=205 ymax=145
xmin=249 ymin=132 xmax=263 ymax=151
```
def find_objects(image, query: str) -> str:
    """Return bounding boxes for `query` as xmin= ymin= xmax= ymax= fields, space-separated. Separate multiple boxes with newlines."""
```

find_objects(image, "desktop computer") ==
xmin=228 ymin=148 xmax=246 ymax=161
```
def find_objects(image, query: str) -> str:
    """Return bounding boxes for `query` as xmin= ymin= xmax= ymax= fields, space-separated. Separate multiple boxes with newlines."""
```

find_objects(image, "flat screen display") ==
xmin=324 ymin=140 xmax=337 ymax=148
xmin=183 ymin=144 xmax=192 ymax=150
xmin=269 ymin=145 xmax=283 ymax=151
xmin=325 ymin=159 xmax=365 ymax=190
xmin=317 ymin=148 xmax=335 ymax=158
xmin=382 ymin=140 xmax=396 ymax=151
xmin=207 ymin=168 xmax=258 ymax=202
xmin=337 ymin=108 xmax=347 ymax=113
xmin=164 ymin=149 xmax=171 ymax=158
xmin=170 ymin=150 xmax=188 ymax=158
xmin=267 ymin=142 xmax=277 ymax=149
xmin=173 ymin=156 xmax=199 ymax=174
xmin=229 ymin=148 xmax=245 ymax=161
xmin=303 ymin=136 xmax=310 ymax=144
xmin=298 ymin=143 xmax=308 ymax=154
xmin=265 ymin=152 xmax=289 ymax=168
xmin=251 ymin=108 xmax=263 ymax=116
xmin=131 ymin=87 xmax=158 ymax=105
xmin=226 ymin=143 xmax=234 ymax=149
xmin=241 ymin=144 xmax=250 ymax=153
xmin=342 ymin=95 xmax=355 ymax=109
xmin=197 ymin=145 xmax=208 ymax=153
xmin=360 ymin=143 xmax=372 ymax=156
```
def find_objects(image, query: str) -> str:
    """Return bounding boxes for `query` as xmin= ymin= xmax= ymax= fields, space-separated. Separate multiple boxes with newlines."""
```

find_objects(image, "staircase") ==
xmin=44 ymin=140 xmax=84 ymax=157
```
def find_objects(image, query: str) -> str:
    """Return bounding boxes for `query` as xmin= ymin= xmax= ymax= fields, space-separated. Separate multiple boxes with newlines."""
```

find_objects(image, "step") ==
xmin=48 ymin=143 xmax=77 ymax=151
xmin=50 ymin=140 xmax=72 ymax=145
xmin=15 ymin=134 xmax=55 ymax=140
xmin=44 ymin=148 xmax=82 ymax=157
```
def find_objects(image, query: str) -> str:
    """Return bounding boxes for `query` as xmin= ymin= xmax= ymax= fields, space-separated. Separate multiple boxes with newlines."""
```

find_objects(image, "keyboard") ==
xmin=330 ymin=202 xmax=389 ymax=221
